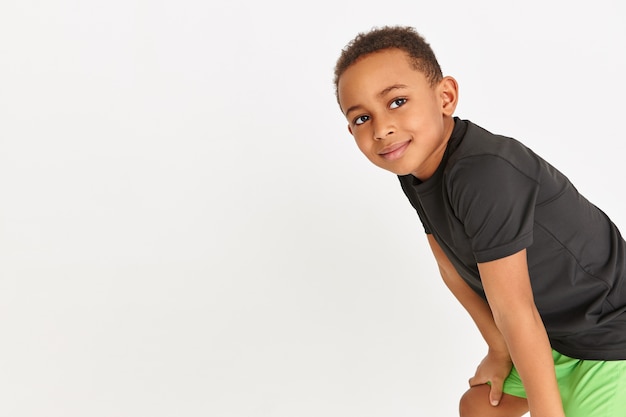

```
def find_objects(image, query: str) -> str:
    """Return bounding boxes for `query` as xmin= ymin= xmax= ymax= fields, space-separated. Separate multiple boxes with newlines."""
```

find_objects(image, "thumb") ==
xmin=489 ymin=381 xmax=503 ymax=406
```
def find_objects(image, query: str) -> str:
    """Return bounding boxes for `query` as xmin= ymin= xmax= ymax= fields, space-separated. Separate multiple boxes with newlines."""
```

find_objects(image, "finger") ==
xmin=489 ymin=380 xmax=503 ymax=406
xmin=468 ymin=375 xmax=487 ymax=387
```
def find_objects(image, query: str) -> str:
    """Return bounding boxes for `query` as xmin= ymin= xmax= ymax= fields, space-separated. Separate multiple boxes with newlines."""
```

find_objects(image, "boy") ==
xmin=333 ymin=26 xmax=626 ymax=417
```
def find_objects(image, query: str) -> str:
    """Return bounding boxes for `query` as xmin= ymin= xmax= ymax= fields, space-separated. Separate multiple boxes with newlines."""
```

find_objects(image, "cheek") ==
xmin=354 ymin=134 xmax=372 ymax=155
xmin=355 ymin=142 xmax=369 ymax=158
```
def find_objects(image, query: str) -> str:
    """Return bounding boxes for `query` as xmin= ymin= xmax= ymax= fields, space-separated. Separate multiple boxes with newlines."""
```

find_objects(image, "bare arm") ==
xmin=428 ymin=235 xmax=516 ymax=407
xmin=478 ymin=249 xmax=565 ymax=417
xmin=427 ymin=235 xmax=507 ymax=355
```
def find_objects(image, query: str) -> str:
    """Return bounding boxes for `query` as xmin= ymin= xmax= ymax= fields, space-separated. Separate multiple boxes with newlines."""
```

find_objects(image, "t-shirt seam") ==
xmin=448 ymin=153 xmax=540 ymax=188
xmin=473 ymin=231 xmax=534 ymax=263
xmin=550 ymin=340 xmax=626 ymax=359
xmin=534 ymin=220 xmax=616 ymax=304
xmin=446 ymin=154 xmax=539 ymax=261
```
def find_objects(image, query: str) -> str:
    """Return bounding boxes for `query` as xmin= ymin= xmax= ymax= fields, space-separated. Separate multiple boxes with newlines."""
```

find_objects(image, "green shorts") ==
xmin=502 ymin=349 xmax=626 ymax=417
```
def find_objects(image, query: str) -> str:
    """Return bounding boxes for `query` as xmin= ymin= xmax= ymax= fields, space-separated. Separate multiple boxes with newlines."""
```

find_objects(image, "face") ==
xmin=337 ymin=48 xmax=458 ymax=181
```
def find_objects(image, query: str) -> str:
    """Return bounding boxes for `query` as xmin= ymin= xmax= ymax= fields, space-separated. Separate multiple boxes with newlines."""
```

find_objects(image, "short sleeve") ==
xmin=447 ymin=155 xmax=539 ymax=263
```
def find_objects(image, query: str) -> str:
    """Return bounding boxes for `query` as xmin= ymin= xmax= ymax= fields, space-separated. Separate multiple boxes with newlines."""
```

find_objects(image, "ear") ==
xmin=439 ymin=76 xmax=459 ymax=117
xmin=347 ymin=124 xmax=353 ymax=136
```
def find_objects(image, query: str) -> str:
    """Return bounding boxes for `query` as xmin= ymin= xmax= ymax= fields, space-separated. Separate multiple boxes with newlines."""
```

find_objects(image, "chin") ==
xmin=370 ymin=158 xmax=413 ymax=176
xmin=381 ymin=166 xmax=412 ymax=176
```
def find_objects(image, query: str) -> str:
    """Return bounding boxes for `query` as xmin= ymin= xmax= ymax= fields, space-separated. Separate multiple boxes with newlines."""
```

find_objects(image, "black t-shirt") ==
xmin=399 ymin=118 xmax=626 ymax=360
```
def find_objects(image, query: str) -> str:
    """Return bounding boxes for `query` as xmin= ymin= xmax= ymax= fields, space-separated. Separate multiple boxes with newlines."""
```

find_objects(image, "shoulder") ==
xmin=445 ymin=120 xmax=542 ymax=185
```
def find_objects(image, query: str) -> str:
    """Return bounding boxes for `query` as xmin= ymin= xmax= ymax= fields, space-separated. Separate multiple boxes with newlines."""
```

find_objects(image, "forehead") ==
xmin=338 ymin=49 xmax=428 ymax=111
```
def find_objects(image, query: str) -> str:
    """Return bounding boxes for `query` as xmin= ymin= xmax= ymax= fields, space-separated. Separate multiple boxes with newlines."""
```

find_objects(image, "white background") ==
xmin=1 ymin=1 xmax=625 ymax=416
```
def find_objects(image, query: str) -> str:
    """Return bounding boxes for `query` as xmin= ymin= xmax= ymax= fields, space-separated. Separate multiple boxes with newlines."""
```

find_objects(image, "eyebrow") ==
xmin=344 ymin=84 xmax=409 ymax=117
xmin=379 ymin=84 xmax=408 ymax=97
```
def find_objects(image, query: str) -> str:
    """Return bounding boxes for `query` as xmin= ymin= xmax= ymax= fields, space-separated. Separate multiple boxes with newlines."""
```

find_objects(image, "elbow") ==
xmin=490 ymin=301 xmax=544 ymax=338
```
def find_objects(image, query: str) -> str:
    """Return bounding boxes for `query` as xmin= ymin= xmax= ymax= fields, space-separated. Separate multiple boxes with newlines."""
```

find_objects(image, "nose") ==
xmin=373 ymin=114 xmax=395 ymax=140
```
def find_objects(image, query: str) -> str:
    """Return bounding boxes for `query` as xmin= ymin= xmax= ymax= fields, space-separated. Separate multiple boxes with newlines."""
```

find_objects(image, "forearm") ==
xmin=450 ymin=279 xmax=508 ymax=355
xmin=495 ymin=306 xmax=564 ymax=417
xmin=479 ymin=250 xmax=565 ymax=417
xmin=427 ymin=235 xmax=508 ymax=354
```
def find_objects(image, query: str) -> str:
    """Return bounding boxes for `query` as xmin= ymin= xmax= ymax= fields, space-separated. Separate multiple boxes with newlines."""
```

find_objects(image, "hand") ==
xmin=468 ymin=349 xmax=513 ymax=407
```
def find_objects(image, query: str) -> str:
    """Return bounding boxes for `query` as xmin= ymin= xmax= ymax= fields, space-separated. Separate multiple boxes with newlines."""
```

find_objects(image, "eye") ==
xmin=390 ymin=98 xmax=407 ymax=109
xmin=353 ymin=115 xmax=370 ymax=126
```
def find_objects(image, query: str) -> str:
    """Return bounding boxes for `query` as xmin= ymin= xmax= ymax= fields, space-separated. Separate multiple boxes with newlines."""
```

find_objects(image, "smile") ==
xmin=378 ymin=140 xmax=411 ymax=161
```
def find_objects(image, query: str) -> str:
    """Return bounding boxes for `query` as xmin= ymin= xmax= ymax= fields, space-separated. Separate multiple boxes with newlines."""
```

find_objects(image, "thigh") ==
xmin=459 ymin=384 xmax=528 ymax=417
xmin=556 ymin=353 xmax=626 ymax=417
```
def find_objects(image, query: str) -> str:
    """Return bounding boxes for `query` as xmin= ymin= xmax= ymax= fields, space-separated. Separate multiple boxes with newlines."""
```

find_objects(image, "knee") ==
xmin=459 ymin=384 xmax=528 ymax=417
xmin=459 ymin=385 xmax=488 ymax=417
xmin=458 ymin=389 xmax=475 ymax=417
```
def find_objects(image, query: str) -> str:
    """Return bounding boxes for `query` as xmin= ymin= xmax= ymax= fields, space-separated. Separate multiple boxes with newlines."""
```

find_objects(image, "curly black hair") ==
xmin=334 ymin=26 xmax=443 ymax=101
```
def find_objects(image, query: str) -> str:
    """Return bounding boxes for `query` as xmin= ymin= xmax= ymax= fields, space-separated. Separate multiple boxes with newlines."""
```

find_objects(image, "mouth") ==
xmin=378 ymin=140 xmax=411 ymax=161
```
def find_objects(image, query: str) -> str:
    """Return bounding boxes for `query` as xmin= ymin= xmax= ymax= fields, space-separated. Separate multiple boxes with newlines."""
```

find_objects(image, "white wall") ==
xmin=1 ymin=1 xmax=624 ymax=416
